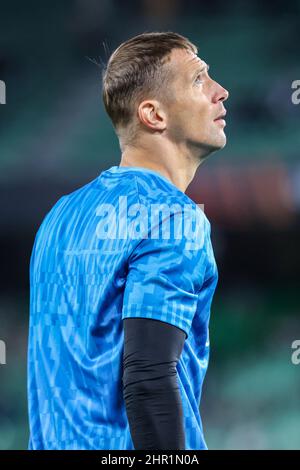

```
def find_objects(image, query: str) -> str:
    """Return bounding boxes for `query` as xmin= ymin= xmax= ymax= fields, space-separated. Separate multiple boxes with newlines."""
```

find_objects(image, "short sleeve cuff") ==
xmin=122 ymin=301 xmax=197 ymax=338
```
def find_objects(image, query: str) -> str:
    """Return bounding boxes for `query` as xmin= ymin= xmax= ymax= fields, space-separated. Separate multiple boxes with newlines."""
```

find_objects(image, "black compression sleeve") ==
xmin=122 ymin=318 xmax=186 ymax=450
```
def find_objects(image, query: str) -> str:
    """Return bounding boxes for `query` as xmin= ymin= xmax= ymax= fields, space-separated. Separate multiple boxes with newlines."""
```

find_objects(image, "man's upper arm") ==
xmin=122 ymin=208 xmax=207 ymax=338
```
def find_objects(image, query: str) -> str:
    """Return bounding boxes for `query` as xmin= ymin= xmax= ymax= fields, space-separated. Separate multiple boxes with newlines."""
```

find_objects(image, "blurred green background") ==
xmin=0 ymin=0 xmax=299 ymax=449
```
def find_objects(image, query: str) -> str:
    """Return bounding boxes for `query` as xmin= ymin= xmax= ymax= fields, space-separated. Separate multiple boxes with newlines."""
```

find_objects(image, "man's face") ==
xmin=164 ymin=48 xmax=229 ymax=157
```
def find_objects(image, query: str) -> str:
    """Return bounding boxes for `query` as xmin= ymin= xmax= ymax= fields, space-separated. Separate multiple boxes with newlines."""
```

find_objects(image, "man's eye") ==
xmin=195 ymin=75 xmax=203 ymax=84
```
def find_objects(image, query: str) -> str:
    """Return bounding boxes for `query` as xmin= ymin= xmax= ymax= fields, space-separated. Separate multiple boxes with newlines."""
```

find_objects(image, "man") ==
xmin=27 ymin=31 xmax=229 ymax=450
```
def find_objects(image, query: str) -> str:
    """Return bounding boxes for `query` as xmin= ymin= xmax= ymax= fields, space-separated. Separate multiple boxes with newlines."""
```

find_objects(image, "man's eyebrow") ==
xmin=191 ymin=63 xmax=210 ymax=78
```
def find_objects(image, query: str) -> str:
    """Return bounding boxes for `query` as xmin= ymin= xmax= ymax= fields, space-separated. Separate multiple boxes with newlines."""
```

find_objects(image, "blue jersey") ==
xmin=27 ymin=165 xmax=218 ymax=450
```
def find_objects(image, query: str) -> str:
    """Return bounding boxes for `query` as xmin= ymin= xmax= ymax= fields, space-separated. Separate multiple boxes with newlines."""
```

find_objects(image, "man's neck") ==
xmin=119 ymin=146 xmax=199 ymax=193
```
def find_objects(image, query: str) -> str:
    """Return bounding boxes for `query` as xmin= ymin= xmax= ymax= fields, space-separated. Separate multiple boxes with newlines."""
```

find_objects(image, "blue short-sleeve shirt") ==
xmin=28 ymin=165 xmax=218 ymax=450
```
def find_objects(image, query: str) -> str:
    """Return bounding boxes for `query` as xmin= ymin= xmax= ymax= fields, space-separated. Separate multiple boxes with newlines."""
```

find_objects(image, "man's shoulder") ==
xmin=132 ymin=170 xmax=192 ymax=207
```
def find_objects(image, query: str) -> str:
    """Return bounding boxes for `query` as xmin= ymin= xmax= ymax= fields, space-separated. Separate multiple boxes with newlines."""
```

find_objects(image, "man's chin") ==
xmin=218 ymin=134 xmax=227 ymax=149
xmin=204 ymin=134 xmax=227 ymax=155
xmin=193 ymin=134 xmax=227 ymax=163
xmin=211 ymin=132 xmax=227 ymax=151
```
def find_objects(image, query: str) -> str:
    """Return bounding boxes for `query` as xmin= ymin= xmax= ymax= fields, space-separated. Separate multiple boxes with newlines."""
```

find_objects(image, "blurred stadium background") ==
xmin=0 ymin=0 xmax=299 ymax=450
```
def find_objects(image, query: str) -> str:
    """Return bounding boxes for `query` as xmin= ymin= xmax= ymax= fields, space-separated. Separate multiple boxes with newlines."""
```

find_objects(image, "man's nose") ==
xmin=212 ymin=82 xmax=229 ymax=103
xmin=221 ymin=87 xmax=229 ymax=101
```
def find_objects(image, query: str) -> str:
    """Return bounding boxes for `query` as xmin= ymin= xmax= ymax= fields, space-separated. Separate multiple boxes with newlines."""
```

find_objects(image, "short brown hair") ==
xmin=102 ymin=31 xmax=197 ymax=146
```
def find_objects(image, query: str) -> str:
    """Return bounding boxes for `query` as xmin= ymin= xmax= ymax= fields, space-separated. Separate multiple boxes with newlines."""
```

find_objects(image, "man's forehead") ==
xmin=169 ymin=49 xmax=206 ymax=73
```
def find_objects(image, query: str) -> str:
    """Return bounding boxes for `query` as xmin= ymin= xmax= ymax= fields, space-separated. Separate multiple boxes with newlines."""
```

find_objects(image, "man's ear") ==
xmin=137 ymin=100 xmax=167 ymax=132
